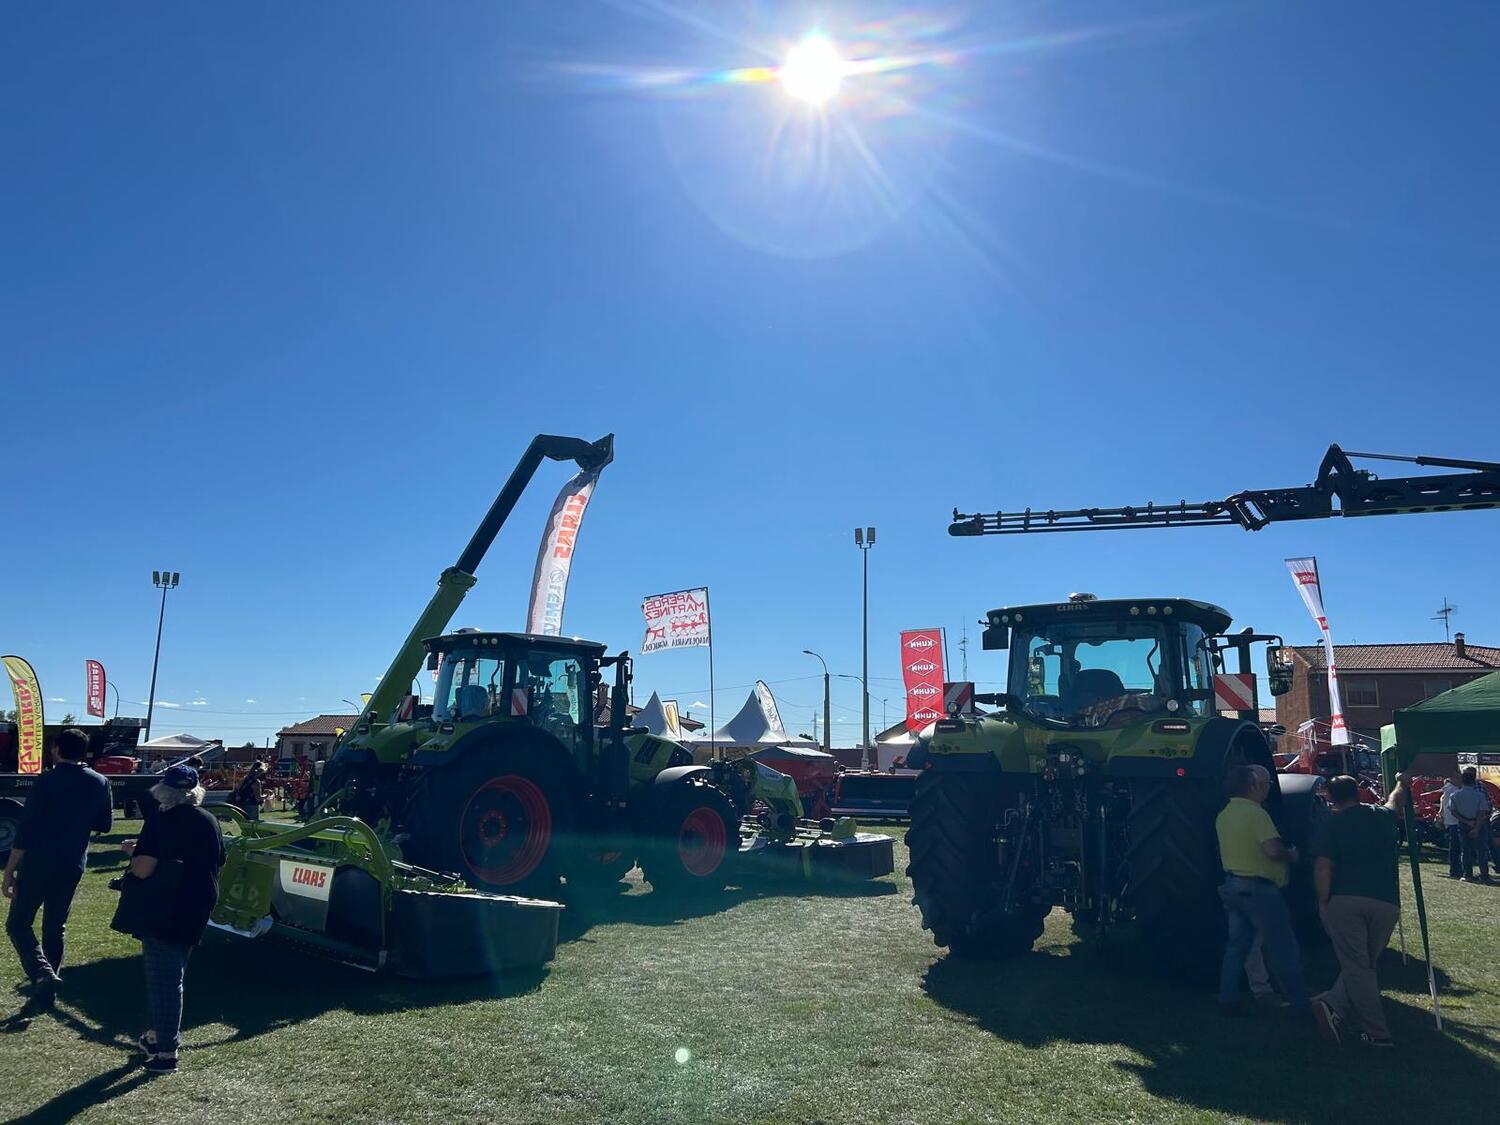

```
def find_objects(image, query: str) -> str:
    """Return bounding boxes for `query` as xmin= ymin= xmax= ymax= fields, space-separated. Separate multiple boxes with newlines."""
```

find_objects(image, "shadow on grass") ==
xmin=922 ymin=934 xmax=1495 ymax=1125
xmin=10 ymin=1060 xmax=153 ymax=1125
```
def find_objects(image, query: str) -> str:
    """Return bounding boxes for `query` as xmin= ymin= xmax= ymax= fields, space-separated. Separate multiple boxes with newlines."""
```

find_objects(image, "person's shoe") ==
xmin=1446 ymin=873 xmax=1462 ymax=879
xmin=143 ymin=1052 xmax=179 ymax=1074
xmin=137 ymin=1031 xmax=158 ymax=1057
xmin=1358 ymin=1033 xmax=1394 ymax=1049
xmin=1254 ymin=993 xmax=1290 ymax=1010
xmin=1313 ymin=998 xmax=1342 ymax=1044
xmin=1480 ymin=876 xmax=1495 ymax=885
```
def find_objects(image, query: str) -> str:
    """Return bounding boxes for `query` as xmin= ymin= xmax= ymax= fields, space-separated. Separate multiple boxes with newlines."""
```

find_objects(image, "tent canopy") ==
xmin=630 ymin=692 xmax=692 ymax=742
xmin=1381 ymin=672 xmax=1500 ymax=782
xmin=691 ymin=688 xmax=817 ymax=751
xmin=140 ymin=733 xmax=214 ymax=751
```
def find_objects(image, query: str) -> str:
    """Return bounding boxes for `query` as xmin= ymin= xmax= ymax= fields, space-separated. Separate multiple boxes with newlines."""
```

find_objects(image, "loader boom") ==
xmin=950 ymin=444 xmax=1500 ymax=536
xmin=356 ymin=434 xmax=614 ymax=732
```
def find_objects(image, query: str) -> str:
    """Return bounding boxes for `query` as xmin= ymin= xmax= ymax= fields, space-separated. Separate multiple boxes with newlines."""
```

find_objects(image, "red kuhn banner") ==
xmin=900 ymin=629 xmax=945 ymax=732
xmin=86 ymin=659 xmax=107 ymax=718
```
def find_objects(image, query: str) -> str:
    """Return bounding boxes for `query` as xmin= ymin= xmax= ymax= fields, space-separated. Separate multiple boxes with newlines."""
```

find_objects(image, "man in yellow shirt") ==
xmin=1215 ymin=764 xmax=1308 ymax=1014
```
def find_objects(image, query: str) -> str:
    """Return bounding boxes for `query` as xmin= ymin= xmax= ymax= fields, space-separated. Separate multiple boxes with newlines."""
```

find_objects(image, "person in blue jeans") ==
xmin=121 ymin=764 xmax=225 ymax=1074
xmin=1214 ymin=764 xmax=1309 ymax=1014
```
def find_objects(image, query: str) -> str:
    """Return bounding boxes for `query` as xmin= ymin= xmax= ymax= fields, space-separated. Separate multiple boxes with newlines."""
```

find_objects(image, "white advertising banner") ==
xmin=754 ymin=680 xmax=786 ymax=738
xmin=1285 ymin=556 xmax=1349 ymax=745
xmin=526 ymin=467 xmax=602 ymax=636
xmin=641 ymin=588 xmax=711 ymax=654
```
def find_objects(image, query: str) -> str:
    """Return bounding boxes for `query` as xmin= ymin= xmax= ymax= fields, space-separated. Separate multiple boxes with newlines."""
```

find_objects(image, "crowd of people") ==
xmin=1437 ymin=768 xmax=1495 ymax=883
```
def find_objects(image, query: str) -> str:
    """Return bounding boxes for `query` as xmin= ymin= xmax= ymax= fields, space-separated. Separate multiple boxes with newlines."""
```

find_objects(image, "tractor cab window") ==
xmin=433 ymin=651 xmax=507 ymax=723
xmin=515 ymin=653 xmax=588 ymax=758
xmin=1012 ymin=621 xmax=1170 ymax=729
xmin=1179 ymin=624 xmax=1213 ymax=717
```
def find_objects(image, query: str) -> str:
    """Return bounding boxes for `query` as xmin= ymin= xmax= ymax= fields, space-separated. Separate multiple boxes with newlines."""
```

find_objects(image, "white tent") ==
xmin=630 ymin=692 xmax=693 ymax=742
xmin=140 ymin=733 xmax=215 ymax=753
xmin=690 ymin=688 xmax=818 ymax=757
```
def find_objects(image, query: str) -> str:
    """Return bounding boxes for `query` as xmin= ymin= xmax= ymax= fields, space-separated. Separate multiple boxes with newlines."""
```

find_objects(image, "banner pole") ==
xmin=706 ymin=587 xmax=717 ymax=762
xmin=1402 ymin=783 xmax=1442 ymax=1030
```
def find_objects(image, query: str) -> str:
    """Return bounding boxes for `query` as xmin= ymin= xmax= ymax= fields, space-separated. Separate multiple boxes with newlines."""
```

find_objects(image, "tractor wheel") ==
xmin=404 ymin=749 xmax=574 ymax=899
xmin=906 ymin=771 xmax=1047 ymax=958
xmin=639 ymin=782 xmax=738 ymax=897
xmin=1123 ymin=763 xmax=1239 ymax=981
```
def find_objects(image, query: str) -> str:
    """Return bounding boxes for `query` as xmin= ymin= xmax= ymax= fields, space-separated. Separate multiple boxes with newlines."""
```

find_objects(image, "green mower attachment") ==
xmin=210 ymin=808 xmax=562 ymax=978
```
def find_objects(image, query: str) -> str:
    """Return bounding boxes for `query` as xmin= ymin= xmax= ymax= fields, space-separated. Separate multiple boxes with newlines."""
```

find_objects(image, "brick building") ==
xmin=1275 ymin=633 xmax=1500 ymax=747
xmin=274 ymin=714 xmax=358 ymax=762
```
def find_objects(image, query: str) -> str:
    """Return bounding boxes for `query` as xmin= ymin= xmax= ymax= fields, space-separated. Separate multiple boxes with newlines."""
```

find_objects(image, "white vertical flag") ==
xmin=526 ymin=467 xmax=602 ymax=636
xmin=1285 ymin=556 xmax=1349 ymax=745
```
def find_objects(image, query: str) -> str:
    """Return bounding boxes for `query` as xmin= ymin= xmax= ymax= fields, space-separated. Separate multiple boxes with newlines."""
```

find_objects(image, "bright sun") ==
xmin=779 ymin=35 xmax=845 ymax=105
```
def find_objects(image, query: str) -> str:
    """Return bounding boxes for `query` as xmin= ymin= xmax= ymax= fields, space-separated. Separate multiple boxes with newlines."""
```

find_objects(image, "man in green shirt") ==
xmin=1310 ymin=772 xmax=1411 ymax=1048
xmin=1215 ymin=764 xmax=1308 ymax=1014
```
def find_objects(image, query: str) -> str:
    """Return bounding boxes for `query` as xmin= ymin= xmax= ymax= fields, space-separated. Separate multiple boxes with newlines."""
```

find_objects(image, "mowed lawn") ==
xmin=2 ymin=824 xmax=1496 ymax=1125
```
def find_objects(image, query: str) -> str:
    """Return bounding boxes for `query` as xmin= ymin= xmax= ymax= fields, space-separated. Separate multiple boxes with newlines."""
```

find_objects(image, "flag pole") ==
xmin=1402 ymin=781 xmax=1442 ymax=1029
xmin=706 ymin=587 xmax=717 ymax=762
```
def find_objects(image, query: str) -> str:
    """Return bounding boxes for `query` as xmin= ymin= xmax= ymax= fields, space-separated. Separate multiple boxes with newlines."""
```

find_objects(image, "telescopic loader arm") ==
xmin=355 ymin=434 xmax=614 ymax=732
xmin=950 ymin=445 xmax=1500 ymax=536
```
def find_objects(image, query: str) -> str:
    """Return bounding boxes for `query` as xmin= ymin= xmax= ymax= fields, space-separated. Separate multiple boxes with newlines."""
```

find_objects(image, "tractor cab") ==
xmin=425 ymin=631 xmax=626 ymax=775
xmin=979 ymin=595 xmax=1290 ymax=730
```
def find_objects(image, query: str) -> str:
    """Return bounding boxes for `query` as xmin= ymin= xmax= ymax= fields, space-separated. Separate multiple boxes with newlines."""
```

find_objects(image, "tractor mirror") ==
xmin=981 ymin=622 xmax=1009 ymax=650
xmin=426 ymin=651 xmax=440 ymax=672
xmin=1266 ymin=646 xmax=1294 ymax=697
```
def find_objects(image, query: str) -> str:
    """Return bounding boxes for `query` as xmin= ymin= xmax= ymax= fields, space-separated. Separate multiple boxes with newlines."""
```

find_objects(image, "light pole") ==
xmin=802 ymin=649 xmax=831 ymax=752
xmin=854 ymin=526 xmax=875 ymax=770
xmin=144 ymin=569 xmax=180 ymax=743
xmin=835 ymin=673 xmax=872 ymax=769
xmin=106 ymin=682 xmax=121 ymax=719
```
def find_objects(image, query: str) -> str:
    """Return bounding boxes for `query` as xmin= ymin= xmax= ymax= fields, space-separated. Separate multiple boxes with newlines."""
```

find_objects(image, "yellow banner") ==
xmin=3 ymin=655 xmax=45 ymax=775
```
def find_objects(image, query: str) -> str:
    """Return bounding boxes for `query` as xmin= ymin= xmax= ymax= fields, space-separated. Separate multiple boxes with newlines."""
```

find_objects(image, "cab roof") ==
xmin=986 ymin=598 xmax=1233 ymax=635
xmin=424 ymin=630 xmax=609 ymax=655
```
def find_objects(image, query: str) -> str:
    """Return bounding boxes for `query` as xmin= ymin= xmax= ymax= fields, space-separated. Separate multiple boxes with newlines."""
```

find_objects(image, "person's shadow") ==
xmin=8 ymin=1061 xmax=153 ymax=1125
xmin=922 ymin=930 xmax=1495 ymax=1125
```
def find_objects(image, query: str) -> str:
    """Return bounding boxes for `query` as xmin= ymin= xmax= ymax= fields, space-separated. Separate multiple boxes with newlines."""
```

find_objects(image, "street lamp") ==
xmin=144 ymin=569 xmax=180 ymax=743
xmin=836 ymin=673 xmax=872 ymax=770
xmin=854 ymin=526 xmax=875 ymax=770
xmin=802 ymin=649 xmax=831 ymax=752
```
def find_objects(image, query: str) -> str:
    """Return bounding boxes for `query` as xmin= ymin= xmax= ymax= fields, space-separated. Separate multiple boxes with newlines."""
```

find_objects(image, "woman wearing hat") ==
xmin=121 ymin=764 xmax=226 ymax=1073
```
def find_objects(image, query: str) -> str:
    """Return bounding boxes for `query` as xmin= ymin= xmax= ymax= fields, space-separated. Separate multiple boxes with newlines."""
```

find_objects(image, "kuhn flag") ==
xmin=3 ymin=655 xmax=45 ymax=775
xmin=526 ymin=466 xmax=602 ymax=636
xmin=641 ymin=588 xmax=711 ymax=654
xmin=1286 ymin=556 xmax=1349 ymax=745
xmin=901 ymin=629 xmax=946 ymax=732
xmin=86 ymin=659 xmax=107 ymax=718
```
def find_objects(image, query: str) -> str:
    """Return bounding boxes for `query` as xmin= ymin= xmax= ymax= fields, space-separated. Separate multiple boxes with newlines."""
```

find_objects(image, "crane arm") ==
xmin=950 ymin=444 xmax=1500 ymax=536
xmin=356 ymin=434 xmax=614 ymax=730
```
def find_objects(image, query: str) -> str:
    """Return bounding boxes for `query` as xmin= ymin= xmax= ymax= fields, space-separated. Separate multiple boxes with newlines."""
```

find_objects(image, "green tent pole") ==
xmin=1403 ymin=785 xmax=1442 ymax=1030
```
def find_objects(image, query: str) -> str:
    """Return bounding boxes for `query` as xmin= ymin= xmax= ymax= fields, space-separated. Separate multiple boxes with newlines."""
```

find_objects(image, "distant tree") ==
xmin=0 ymin=709 xmax=14 ymax=722
xmin=60 ymin=713 xmax=78 ymax=725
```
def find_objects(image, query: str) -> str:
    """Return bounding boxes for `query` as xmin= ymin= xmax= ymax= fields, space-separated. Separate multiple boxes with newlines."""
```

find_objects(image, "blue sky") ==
xmin=4 ymin=1 xmax=1498 ymax=747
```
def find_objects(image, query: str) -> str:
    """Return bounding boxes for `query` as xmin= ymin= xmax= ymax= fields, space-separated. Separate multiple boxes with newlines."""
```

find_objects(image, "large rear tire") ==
xmin=1122 ymin=775 xmax=1226 ymax=977
xmin=639 ymin=782 xmax=738 ymax=897
xmin=404 ymin=748 xmax=575 ymax=899
xmin=906 ymin=772 xmax=1047 ymax=958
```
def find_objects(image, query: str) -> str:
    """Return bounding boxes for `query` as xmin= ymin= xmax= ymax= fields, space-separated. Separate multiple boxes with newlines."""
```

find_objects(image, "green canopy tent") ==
xmin=1378 ymin=671 xmax=1500 ymax=1032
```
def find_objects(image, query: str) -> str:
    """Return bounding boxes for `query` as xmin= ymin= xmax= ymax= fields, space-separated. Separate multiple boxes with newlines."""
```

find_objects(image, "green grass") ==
xmin=3 ymin=825 xmax=1496 ymax=1124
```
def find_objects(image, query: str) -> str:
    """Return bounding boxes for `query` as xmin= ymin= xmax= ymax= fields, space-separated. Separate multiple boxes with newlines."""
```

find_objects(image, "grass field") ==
xmin=2 ymin=823 xmax=1496 ymax=1125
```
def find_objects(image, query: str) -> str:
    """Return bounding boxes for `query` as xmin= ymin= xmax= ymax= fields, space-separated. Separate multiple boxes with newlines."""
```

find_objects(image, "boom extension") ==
xmin=357 ymin=434 xmax=614 ymax=730
xmin=950 ymin=444 xmax=1500 ymax=536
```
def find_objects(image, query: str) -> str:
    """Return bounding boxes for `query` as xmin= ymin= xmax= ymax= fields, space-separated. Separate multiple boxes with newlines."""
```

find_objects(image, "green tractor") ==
xmin=906 ymin=594 xmax=1324 ymax=972
xmin=209 ymin=434 xmax=891 ymax=976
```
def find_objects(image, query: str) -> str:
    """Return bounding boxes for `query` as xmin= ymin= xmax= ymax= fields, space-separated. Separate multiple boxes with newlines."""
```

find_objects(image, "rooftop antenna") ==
xmin=959 ymin=624 xmax=969 ymax=681
xmin=1432 ymin=597 xmax=1458 ymax=642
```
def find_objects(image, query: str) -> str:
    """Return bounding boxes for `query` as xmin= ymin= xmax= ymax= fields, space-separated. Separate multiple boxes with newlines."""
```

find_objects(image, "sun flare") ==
xmin=779 ymin=35 xmax=846 ymax=105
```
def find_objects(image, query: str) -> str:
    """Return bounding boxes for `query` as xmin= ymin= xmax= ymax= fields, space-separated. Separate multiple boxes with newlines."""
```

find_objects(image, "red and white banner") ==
xmin=526 ymin=467 xmax=603 ymax=636
xmin=1213 ymin=672 xmax=1257 ymax=713
xmin=1285 ymin=556 xmax=1349 ymax=745
xmin=86 ymin=659 xmax=107 ymax=718
xmin=901 ymin=629 xmax=946 ymax=732
xmin=641 ymin=588 xmax=711 ymax=654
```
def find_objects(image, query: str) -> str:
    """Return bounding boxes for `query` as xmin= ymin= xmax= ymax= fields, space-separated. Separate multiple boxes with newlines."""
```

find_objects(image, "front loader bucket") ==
xmin=210 ymin=808 xmax=562 ymax=978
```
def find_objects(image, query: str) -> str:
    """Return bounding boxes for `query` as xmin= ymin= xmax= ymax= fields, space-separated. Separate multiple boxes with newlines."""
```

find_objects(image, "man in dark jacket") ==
xmin=3 ymin=728 xmax=113 ymax=1006
xmin=122 ymin=764 xmax=225 ymax=1073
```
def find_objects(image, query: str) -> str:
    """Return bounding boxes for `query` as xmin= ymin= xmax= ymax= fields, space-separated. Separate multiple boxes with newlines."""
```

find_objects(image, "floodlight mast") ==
xmin=949 ymin=445 xmax=1500 ymax=536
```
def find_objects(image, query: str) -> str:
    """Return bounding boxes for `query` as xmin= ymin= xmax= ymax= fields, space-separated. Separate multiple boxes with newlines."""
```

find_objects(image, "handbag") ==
xmin=109 ymin=860 xmax=185 ymax=938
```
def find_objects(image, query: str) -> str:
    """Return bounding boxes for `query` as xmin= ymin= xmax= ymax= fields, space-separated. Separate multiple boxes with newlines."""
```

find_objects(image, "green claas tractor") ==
xmin=906 ymin=594 xmax=1324 ymax=973
xmin=211 ymin=434 xmax=890 ymax=976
